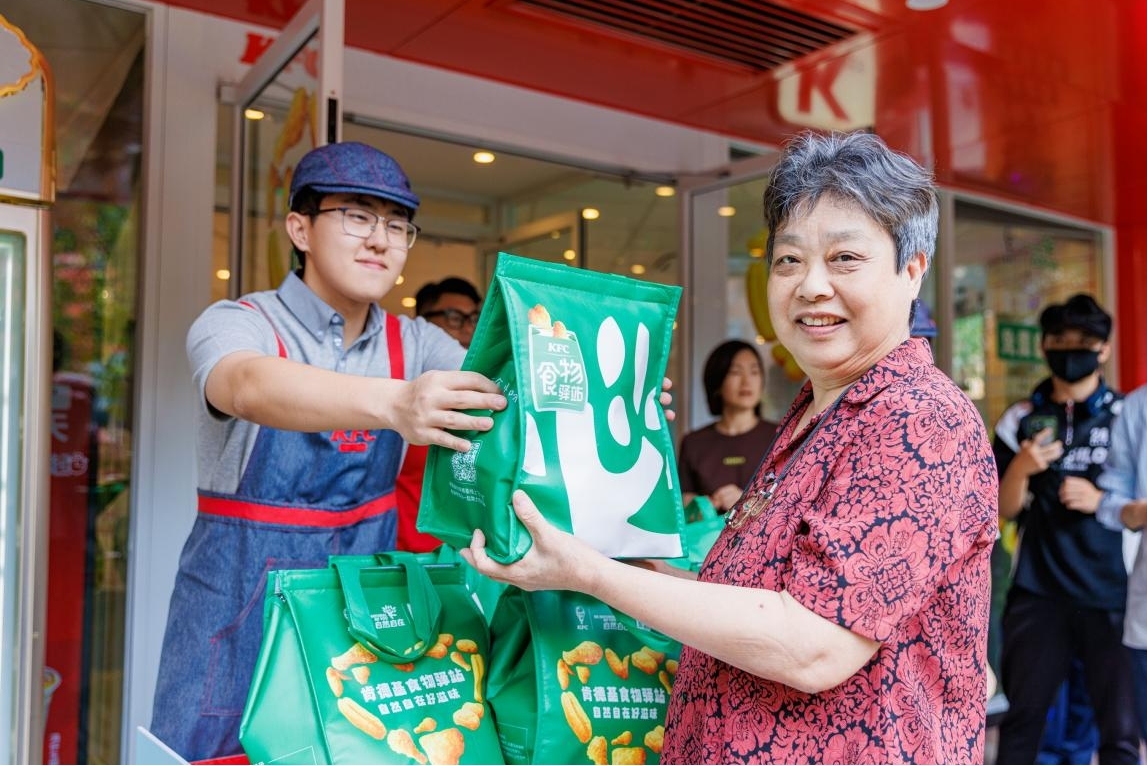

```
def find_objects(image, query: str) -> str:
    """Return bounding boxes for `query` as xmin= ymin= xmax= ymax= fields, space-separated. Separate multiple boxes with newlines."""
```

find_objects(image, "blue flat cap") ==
xmin=289 ymin=141 xmax=420 ymax=212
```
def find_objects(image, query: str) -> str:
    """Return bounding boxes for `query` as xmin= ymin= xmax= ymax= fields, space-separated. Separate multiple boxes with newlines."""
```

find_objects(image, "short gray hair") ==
xmin=763 ymin=131 xmax=938 ymax=272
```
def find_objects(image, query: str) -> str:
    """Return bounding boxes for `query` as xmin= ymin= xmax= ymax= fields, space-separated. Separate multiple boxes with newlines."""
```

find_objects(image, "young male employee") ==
xmin=150 ymin=142 xmax=505 ymax=760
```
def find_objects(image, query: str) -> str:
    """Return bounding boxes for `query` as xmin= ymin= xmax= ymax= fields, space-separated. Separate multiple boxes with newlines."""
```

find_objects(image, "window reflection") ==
xmin=952 ymin=199 xmax=1103 ymax=704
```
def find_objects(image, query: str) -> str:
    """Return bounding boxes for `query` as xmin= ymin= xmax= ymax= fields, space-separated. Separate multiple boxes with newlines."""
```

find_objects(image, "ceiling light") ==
xmin=749 ymin=248 xmax=765 ymax=258
xmin=401 ymin=297 xmax=416 ymax=308
xmin=718 ymin=205 xmax=736 ymax=217
xmin=563 ymin=249 xmax=576 ymax=261
xmin=243 ymin=108 xmax=265 ymax=121
xmin=473 ymin=150 xmax=496 ymax=164
xmin=581 ymin=208 xmax=600 ymax=220
xmin=550 ymin=230 xmax=562 ymax=239
xmin=396 ymin=275 xmax=405 ymax=285
xmin=215 ymin=268 xmax=231 ymax=280
xmin=905 ymin=0 xmax=948 ymax=9
xmin=655 ymin=185 xmax=676 ymax=197
xmin=630 ymin=264 xmax=646 ymax=275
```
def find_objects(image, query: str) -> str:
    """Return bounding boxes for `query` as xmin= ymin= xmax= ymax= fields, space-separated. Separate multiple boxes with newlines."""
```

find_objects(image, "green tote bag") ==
xmin=239 ymin=552 xmax=504 ymax=765
xmin=485 ymin=587 xmax=681 ymax=765
xmin=665 ymin=496 xmax=726 ymax=572
xmin=418 ymin=253 xmax=686 ymax=564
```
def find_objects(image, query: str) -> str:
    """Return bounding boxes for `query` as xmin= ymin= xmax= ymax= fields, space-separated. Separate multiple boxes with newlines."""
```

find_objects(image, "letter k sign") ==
xmin=777 ymin=43 xmax=875 ymax=132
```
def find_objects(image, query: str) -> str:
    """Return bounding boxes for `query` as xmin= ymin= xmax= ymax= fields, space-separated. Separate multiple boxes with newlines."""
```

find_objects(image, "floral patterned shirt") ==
xmin=661 ymin=339 xmax=999 ymax=764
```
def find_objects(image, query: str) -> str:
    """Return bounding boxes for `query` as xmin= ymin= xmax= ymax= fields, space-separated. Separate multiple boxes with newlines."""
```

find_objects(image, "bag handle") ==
xmin=685 ymin=496 xmax=718 ymax=523
xmin=333 ymin=552 xmax=443 ymax=663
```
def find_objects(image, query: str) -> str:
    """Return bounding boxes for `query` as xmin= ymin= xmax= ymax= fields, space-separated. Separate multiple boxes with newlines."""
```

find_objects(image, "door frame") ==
xmin=0 ymin=205 xmax=51 ymax=766
xmin=676 ymin=153 xmax=777 ymax=433
xmin=477 ymin=209 xmax=584 ymax=286
xmin=220 ymin=0 xmax=344 ymax=298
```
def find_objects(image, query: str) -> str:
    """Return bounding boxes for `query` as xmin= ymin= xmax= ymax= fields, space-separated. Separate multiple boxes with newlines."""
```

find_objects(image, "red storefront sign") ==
xmin=45 ymin=372 xmax=95 ymax=765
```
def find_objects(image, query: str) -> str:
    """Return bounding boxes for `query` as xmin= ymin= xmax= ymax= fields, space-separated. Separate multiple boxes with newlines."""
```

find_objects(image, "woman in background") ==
xmin=678 ymin=340 xmax=779 ymax=513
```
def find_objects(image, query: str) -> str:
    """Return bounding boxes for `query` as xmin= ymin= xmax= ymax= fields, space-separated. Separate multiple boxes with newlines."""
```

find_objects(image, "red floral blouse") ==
xmin=661 ymin=339 xmax=999 ymax=764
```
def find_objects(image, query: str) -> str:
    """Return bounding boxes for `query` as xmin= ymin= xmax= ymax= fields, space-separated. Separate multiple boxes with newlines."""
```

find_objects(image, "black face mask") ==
xmin=1046 ymin=349 xmax=1101 ymax=383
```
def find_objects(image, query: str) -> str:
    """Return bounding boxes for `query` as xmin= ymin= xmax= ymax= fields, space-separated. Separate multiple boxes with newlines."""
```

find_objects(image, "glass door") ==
xmin=479 ymin=210 xmax=582 ymax=286
xmin=678 ymin=153 xmax=802 ymax=433
xmin=0 ymin=12 xmax=53 ymax=764
xmin=224 ymin=0 xmax=344 ymax=296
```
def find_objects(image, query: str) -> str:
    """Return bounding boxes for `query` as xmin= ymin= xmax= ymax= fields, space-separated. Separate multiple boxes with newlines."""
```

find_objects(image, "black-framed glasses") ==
xmin=423 ymin=308 xmax=480 ymax=330
xmin=316 ymin=207 xmax=420 ymax=248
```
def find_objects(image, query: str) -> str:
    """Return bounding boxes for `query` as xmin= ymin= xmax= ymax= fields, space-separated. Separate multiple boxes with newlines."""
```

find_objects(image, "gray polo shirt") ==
xmin=186 ymin=271 xmax=466 ymax=494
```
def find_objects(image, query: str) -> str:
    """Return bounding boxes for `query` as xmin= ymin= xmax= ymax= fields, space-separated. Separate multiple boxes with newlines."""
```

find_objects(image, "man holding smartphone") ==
xmin=993 ymin=294 xmax=1138 ymax=763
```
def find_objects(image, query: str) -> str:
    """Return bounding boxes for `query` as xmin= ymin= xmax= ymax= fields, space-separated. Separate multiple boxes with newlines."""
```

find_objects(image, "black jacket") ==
xmin=993 ymin=378 xmax=1126 ymax=610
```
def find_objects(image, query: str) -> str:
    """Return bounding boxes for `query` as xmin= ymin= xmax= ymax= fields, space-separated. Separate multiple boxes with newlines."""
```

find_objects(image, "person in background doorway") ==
xmin=993 ymin=293 xmax=1139 ymax=764
xmin=1097 ymin=381 xmax=1147 ymax=747
xmin=415 ymin=276 xmax=481 ymax=349
xmin=677 ymin=340 xmax=778 ymax=513
xmin=150 ymin=141 xmax=507 ymax=761
xmin=394 ymin=276 xmax=484 ymax=552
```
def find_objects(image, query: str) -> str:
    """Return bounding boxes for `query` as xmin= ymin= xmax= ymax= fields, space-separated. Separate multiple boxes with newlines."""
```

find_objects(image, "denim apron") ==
xmin=150 ymin=312 xmax=405 ymax=761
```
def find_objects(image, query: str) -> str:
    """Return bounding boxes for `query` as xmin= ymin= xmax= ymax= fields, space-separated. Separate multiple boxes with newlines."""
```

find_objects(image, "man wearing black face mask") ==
xmin=994 ymin=294 xmax=1139 ymax=764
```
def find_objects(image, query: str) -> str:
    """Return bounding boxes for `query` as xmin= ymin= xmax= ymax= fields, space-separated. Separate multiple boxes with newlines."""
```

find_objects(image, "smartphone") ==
xmin=1026 ymin=414 xmax=1059 ymax=446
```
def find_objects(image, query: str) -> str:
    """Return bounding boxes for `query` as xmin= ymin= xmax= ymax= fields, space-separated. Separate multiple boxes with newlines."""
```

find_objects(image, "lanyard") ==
xmin=725 ymin=386 xmax=850 ymax=531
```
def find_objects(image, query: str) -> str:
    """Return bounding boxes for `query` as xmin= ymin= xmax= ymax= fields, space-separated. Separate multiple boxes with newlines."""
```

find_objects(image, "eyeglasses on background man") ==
xmin=422 ymin=308 xmax=480 ymax=330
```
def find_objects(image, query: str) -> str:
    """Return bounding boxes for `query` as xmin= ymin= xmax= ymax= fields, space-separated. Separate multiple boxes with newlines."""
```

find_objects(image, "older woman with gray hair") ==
xmin=462 ymin=131 xmax=999 ymax=764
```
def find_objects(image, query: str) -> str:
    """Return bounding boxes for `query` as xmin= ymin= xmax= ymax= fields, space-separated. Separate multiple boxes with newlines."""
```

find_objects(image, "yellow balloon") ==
xmin=745 ymin=260 xmax=776 ymax=342
xmin=782 ymin=355 xmax=805 ymax=382
xmin=771 ymin=343 xmax=789 ymax=366
xmin=745 ymin=229 xmax=768 ymax=260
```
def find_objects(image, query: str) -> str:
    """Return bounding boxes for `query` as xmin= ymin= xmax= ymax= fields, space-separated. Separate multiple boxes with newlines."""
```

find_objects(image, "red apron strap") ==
xmin=385 ymin=312 xmax=405 ymax=379
xmin=198 ymin=491 xmax=396 ymax=527
xmin=237 ymin=300 xmax=288 ymax=359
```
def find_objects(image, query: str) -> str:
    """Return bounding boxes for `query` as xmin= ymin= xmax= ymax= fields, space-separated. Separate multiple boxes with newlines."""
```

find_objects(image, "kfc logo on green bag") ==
xmin=526 ymin=307 xmax=588 ymax=412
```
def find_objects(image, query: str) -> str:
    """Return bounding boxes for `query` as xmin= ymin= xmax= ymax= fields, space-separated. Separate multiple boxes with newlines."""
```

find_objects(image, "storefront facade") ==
xmin=0 ymin=0 xmax=1141 ymax=762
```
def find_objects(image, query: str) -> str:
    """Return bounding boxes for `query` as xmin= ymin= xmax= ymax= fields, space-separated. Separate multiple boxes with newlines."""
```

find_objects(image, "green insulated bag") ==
xmin=665 ymin=496 xmax=726 ymax=573
xmin=485 ymin=587 xmax=681 ymax=765
xmin=239 ymin=552 xmax=504 ymax=765
xmin=418 ymin=253 xmax=686 ymax=563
